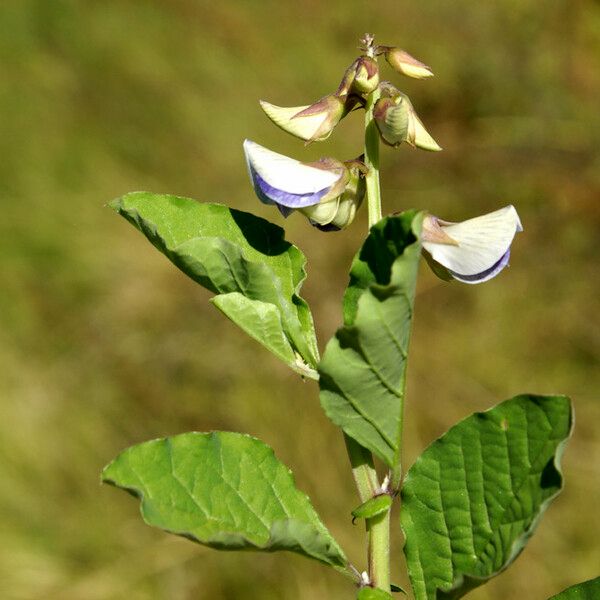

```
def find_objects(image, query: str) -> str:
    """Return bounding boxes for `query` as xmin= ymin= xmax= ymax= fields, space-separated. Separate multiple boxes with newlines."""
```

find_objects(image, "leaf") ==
xmin=549 ymin=576 xmax=600 ymax=599
xmin=390 ymin=583 xmax=406 ymax=594
xmin=211 ymin=293 xmax=296 ymax=365
xmin=319 ymin=211 xmax=423 ymax=467
xmin=102 ymin=431 xmax=348 ymax=570
xmin=352 ymin=495 xmax=393 ymax=521
xmin=401 ymin=394 xmax=573 ymax=600
xmin=358 ymin=588 xmax=394 ymax=600
xmin=111 ymin=192 xmax=319 ymax=377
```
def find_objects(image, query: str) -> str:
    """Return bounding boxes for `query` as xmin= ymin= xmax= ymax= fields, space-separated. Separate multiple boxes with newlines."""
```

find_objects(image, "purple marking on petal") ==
xmin=449 ymin=249 xmax=511 ymax=283
xmin=277 ymin=204 xmax=294 ymax=218
xmin=310 ymin=220 xmax=341 ymax=232
xmin=250 ymin=166 xmax=331 ymax=208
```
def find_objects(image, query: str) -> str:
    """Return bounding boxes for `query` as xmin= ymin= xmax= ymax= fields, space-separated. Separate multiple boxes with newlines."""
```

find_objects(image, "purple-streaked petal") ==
xmin=310 ymin=221 xmax=342 ymax=232
xmin=243 ymin=139 xmax=340 ymax=195
xmin=449 ymin=249 xmax=511 ymax=284
xmin=249 ymin=165 xmax=331 ymax=209
xmin=423 ymin=205 xmax=521 ymax=284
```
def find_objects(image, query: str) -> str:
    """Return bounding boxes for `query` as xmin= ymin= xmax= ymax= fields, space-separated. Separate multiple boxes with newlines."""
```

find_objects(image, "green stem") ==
xmin=344 ymin=434 xmax=378 ymax=503
xmin=364 ymin=86 xmax=382 ymax=228
xmin=347 ymin=83 xmax=392 ymax=593
xmin=345 ymin=435 xmax=391 ymax=592
xmin=391 ymin=350 xmax=411 ymax=491
xmin=368 ymin=509 xmax=391 ymax=592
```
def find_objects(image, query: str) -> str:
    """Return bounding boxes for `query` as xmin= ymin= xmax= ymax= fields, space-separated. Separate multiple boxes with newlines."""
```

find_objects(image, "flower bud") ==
xmin=382 ymin=46 xmax=433 ymax=79
xmin=422 ymin=206 xmax=523 ymax=284
xmin=336 ymin=61 xmax=358 ymax=96
xmin=352 ymin=56 xmax=379 ymax=94
xmin=260 ymin=93 xmax=346 ymax=143
xmin=373 ymin=85 xmax=441 ymax=151
xmin=302 ymin=159 xmax=366 ymax=231
xmin=373 ymin=96 xmax=410 ymax=147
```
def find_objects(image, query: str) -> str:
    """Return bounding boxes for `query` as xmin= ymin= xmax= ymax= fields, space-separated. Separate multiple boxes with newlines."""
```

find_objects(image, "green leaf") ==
xmin=102 ymin=431 xmax=347 ymax=570
xmin=549 ymin=576 xmax=600 ymax=599
xmin=111 ymin=192 xmax=319 ymax=377
xmin=390 ymin=583 xmax=406 ymax=594
xmin=358 ymin=588 xmax=394 ymax=600
xmin=352 ymin=495 xmax=393 ymax=521
xmin=401 ymin=394 xmax=573 ymax=600
xmin=319 ymin=211 xmax=423 ymax=467
xmin=211 ymin=293 xmax=296 ymax=366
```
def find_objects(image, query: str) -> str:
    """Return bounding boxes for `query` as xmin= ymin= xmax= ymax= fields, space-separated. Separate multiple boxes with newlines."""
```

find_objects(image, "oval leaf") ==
xmin=319 ymin=211 xmax=423 ymax=467
xmin=401 ymin=394 xmax=573 ymax=600
xmin=549 ymin=576 xmax=600 ymax=599
xmin=352 ymin=495 xmax=393 ymax=521
xmin=110 ymin=192 xmax=319 ymax=377
xmin=102 ymin=431 xmax=347 ymax=570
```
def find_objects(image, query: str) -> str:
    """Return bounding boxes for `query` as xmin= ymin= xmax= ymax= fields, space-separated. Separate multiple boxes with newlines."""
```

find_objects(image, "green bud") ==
xmin=382 ymin=46 xmax=433 ymax=79
xmin=299 ymin=158 xmax=366 ymax=231
xmin=353 ymin=56 xmax=379 ymax=94
xmin=373 ymin=96 xmax=410 ymax=147
xmin=336 ymin=61 xmax=358 ymax=96
xmin=373 ymin=83 xmax=441 ymax=151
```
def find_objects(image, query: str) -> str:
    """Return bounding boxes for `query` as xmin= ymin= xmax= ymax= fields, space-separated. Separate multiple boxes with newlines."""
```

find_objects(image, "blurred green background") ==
xmin=1 ymin=1 xmax=599 ymax=598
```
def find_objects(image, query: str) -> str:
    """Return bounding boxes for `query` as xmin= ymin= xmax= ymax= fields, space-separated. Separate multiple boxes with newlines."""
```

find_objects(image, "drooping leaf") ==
xmin=352 ymin=495 xmax=393 ymax=521
xmin=549 ymin=576 xmax=600 ymax=599
xmin=111 ymin=192 xmax=319 ymax=377
xmin=211 ymin=293 xmax=296 ymax=366
xmin=401 ymin=394 xmax=573 ymax=600
xmin=319 ymin=211 xmax=423 ymax=467
xmin=358 ymin=588 xmax=394 ymax=600
xmin=102 ymin=431 xmax=348 ymax=570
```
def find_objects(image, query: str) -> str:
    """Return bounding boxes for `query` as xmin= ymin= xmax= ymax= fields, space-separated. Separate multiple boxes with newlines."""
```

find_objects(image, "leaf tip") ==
xmin=107 ymin=197 xmax=124 ymax=212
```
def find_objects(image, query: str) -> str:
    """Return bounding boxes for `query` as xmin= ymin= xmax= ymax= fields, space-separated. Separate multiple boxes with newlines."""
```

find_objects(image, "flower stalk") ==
xmin=353 ymin=48 xmax=392 ymax=592
xmin=364 ymin=85 xmax=383 ymax=228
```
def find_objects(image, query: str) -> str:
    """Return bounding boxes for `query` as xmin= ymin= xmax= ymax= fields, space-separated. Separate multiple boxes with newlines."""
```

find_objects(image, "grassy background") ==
xmin=1 ymin=1 xmax=599 ymax=598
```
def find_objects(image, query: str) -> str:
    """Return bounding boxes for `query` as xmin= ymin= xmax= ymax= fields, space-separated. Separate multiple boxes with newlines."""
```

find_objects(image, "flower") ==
xmin=259 ymin=93 xmax=352 ymax=143
xmin=380 ymin=46 xmax=434 ymax=79
xmin=243 ymin=140 xmax=365 ymax=230
xmin=422 ymin=205 xmax=523 ymax=284
xmin=373 ymin=84 xmax=441 ymax=151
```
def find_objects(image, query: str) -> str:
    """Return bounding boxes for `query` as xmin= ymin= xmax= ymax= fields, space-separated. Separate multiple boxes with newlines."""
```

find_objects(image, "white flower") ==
xmin=422 ymin=205 xmax=523 ymax=284
xmin=243 ymin=140 xmax=364 ymax=230
xmin=243 ymin=140 xmax=344 ymax=214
